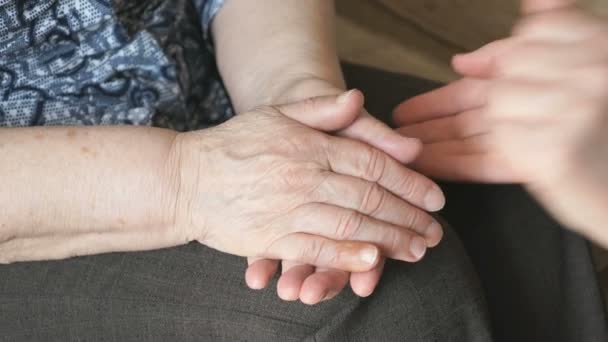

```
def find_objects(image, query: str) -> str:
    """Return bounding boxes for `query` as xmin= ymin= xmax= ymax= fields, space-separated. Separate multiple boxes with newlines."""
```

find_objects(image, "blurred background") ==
xmin=336 ymin=0 xmax=608 ymax=82
xmin=335 ymin=0 xmax=608 ymax=306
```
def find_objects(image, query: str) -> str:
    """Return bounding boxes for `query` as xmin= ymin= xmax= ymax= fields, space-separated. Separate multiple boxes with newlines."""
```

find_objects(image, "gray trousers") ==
xmin=1 ymin=64 xmax=606 ymax=342
xmin=0 ymin=226 xmax=489 ymax=341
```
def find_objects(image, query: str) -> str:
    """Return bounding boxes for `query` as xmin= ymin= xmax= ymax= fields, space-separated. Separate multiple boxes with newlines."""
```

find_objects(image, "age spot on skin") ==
xmin=34 ymin=133 xmax=44 ymax=140
xmin=67 ymin=130 xmax=77 ymax=139
xmin=80 ymin=146 xmax=98 ymax=158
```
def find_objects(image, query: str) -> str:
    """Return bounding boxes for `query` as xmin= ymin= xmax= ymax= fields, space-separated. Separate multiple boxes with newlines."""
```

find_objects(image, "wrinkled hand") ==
xmin=394 ymin=0 xmax=608 ymax=244
xmin=246 ymin=82 xmax=445 ymax=305
xmin=176 ymin=91 xmax=445 ymax=291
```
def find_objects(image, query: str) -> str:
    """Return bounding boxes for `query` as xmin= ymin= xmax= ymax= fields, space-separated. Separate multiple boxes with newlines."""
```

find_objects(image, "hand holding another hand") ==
xmin=173 ymin=91 xmax=445 ymax=300
xmin=245 ymin=80 xmax=447 ymax=305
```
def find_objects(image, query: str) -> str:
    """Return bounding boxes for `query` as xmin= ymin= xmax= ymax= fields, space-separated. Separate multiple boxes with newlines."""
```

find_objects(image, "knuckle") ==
xmin=385 ymin=227 xmax=404 ymax=258
xmin=299 ymin=238 xmax=325 ymax=264
xmin=306 ymin=171 xmax=332 ymax=202
xmin=363 ymin=147 xmax=386 ymax=182
xmin=276 ymin=164 xmax=309 ymax=191
xmin=395 ymin=172 xmax=426 ymax=200
xmin=314 ymin=134 xmax=332 ymax=159
xmin=360 ymin=183 xmax=386 ymax=216
xmin=403 ymin=207 xmax=426 ymax=230
xmin=252 ymin=105 xmax=282 ymax=118
xmin=298 ymin=97 xmax=322 ymax=120
xmin=336 ymin=210 xmax=364 ymax=240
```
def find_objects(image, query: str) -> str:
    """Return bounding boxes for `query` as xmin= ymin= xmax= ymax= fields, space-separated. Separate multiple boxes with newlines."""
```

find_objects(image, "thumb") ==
xmin=521 ymin=0 xmax=578 ymax=14
xmin=275 ymin=89 xmax=364 ymax=132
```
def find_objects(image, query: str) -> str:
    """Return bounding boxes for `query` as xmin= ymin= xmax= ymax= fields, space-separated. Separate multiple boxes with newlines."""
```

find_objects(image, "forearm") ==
xmin=0 ymin=126 xmax=183 ymax=263
xmin=212 ymin=0 xmax=345 ymax=112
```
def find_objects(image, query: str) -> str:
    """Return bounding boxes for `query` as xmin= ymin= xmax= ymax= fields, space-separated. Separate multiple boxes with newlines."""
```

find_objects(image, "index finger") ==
xmin=393 ymin=78 xmax=489 ymax=126
xmin=325 ymin=136 xmax=445 ymax=212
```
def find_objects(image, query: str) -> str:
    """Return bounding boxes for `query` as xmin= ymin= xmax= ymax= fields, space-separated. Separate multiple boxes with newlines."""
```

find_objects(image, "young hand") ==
xmin=393 ymin=0 xmax=608 ymax=245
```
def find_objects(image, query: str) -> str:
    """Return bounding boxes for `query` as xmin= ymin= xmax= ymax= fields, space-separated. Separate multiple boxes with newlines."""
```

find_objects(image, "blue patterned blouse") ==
xmin=0 ymin=0 xmax=233 ymax=131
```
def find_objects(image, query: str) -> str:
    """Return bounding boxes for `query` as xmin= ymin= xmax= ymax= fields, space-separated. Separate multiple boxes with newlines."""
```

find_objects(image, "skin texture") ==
xmin=212 ymin=0 xmax=445 ymax=304
xmin=394 ymin=0 xmax=608 ymax=247
xmin=0 ymin=93 xmax=445 ymax=270
xmin=179 ymin=92 xmax=443 ymax=270
xmin=0 ymin=126 xmax=184 ymax=262
xmin=0 ymin=0 xmax=446 ymax=305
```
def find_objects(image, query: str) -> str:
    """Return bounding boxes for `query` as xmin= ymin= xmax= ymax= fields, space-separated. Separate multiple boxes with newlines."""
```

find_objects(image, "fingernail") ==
xmin=410 ymin=236 xmax=427 ymax=260
xmin=359 ymin=246 xmax=379 ymax=266
xmin=248 ymin=278 xmax=266 ymax=290
xmin=337 ymin=89 xmax=354 ymax=104
xmin=425 ymin=221 xmax=444 ymax=247
xmin=322 ymin=291 xmax=338 ymax=302
xmin=424 ymin=186 xmax=446 ymax=212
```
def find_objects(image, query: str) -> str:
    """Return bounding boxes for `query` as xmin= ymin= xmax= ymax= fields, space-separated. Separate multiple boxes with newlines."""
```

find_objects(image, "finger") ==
xmin=411 ymin=142 xmax=521 ymax=183
xmin=316 ymin=173 xmax=443 ymax=247
xmin=350 ymin=258 xmax=386 ymax=298
xmin=316 ymin=268 xmax=349 ymax=302
xmin=396 ymin=108 xmax=487 ymax=144
xmin=245 ymin=258 xmax=280 ymax=290
xmin=338 ymin=111 xmax=422 ymax=164
xmin=300 ymin=269 xmax=350 ymax=305
xmin=486 ymin=79 xmax=579 ymax=123
xmin=276 ymin=262 xmax=315 ymax=301
xmin=521 ymin=0 xmax=578 ymax=15
xmin=277 ymin=88 xmax=422 ymax=164
xmin=491 ymin=40 xmax=603 ymax=81
xmin=325 ymin=136 xmax=445 ymax=211
xmin=393 ymin=79 xmax=489 ymax=125
xmin=288 ymin=204 xmax=429 ymax=262
xmin=274 ymin=89 xmax=364 ymax=132
xmin=514 ymin=9 xmax=604 ymax=42
xmin=452 ymin=39 xmax=520 ymax=78
xmin=265 ymin=233 xmax=380 ymax=272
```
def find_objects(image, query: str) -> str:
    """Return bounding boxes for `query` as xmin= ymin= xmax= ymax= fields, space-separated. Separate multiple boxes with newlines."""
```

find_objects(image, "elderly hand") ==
xmin=394 ymin=0 xmax=608 ymax=245
xmin=243 ymin=80 xmax=445 ymax=305
xmin=175 ymin=91 xmax=445 ymax=285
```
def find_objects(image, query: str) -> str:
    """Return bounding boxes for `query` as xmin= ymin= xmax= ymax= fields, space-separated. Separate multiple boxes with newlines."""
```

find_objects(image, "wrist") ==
xmin=164 ymin=132 xmax=206 ymax=245
xmin=236 ymin=74 xmax=346 ymax=113
xmin=273 ymin=75 xmax=346 ymax=105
